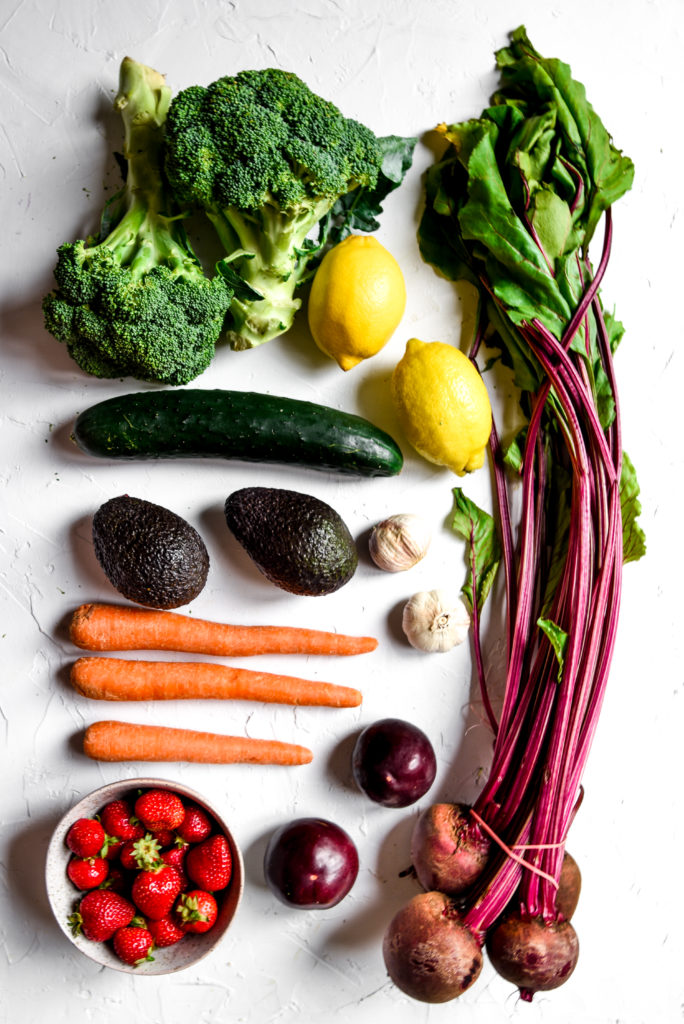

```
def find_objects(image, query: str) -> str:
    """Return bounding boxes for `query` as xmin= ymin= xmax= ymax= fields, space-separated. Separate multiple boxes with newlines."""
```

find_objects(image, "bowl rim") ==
xmin=45 ymin=776 xmax=244 ymax=975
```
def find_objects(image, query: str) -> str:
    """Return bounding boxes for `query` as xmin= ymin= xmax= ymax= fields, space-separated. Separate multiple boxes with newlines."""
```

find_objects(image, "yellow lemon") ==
xmin=307 ymin=235 xmax=406 ymax=371
xmin=391 ymin=338 xmax=492 ymax=476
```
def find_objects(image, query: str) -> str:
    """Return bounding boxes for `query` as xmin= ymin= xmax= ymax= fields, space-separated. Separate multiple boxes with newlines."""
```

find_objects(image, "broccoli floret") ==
xmin=43 ymin=57 xmax=233 ymax=385
xmin=163 ymin=69 xmax=384 ymax=350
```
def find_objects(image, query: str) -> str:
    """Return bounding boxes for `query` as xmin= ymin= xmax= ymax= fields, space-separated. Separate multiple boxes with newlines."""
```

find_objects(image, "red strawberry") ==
xmin=113 ymin=924 xmax=154 ymax=966
xmin=101 ymin=865 xmax=128 ymax=894
xmin=176 ymin=803 xmax=212 ymax=844
xmin=161 ymin=844 xmax=189 ymax=891
xmin=175 ymin=890 xmax=217 ymax=934
xmin=150 ymin=829 xmax=176 ymax=848
xmin=104 ymin=838 xmax=123 ymax=861
xmin=120 ymin=834 xmax=162 ymax=872
xmin=131 ymin=865 xmax=182 ymax=920
xmin=147 ymin=914 xmax=186 ymax=948
xmin=119 ymin=840 xmax=141 ymax=872
xmin=186 ymin=834 xmax=232 ymax=892
xmin=134 ymin=790 xmax=185 ymax=833
xmin=100 ymin=799 xmax=144 ymax=842
xmin=69 ymin=889 xmax=135 ymax=942
xmin=161 ymin=840 xmax=188 ymax=867
xmin=67 ymin=856 xmax=109 ymax=891
xmin=65 ymin=817 xmax=107 ymax=858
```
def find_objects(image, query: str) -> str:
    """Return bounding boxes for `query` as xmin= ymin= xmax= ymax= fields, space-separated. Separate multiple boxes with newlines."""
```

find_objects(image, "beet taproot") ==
xmin=410 ymin=803 xmax=490 ymax=895
xmin=486 ymin=911 xmax=579 ymax=1000
xmin=382 ymin=890 xmax=483 ymax=1003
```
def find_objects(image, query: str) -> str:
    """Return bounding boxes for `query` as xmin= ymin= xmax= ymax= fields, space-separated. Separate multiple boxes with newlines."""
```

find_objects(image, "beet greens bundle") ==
xmin=383 ymin=26 xmax=646 ymax=1005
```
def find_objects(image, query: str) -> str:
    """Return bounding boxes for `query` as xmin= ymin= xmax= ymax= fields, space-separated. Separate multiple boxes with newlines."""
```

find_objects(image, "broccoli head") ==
xmin=43 ymin=57 xmax=233 ymax=385
xmin=163 ymin=69 xmax=386 ymax=350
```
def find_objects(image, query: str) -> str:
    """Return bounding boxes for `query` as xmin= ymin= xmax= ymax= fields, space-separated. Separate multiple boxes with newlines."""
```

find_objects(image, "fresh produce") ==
xmin=410 ymin=803 xmax=491 ymax=895
xmin=68 ymin=888 xmax=135 ymax=942
xmin=112 ymin=924 xmax=155 ymax=966
xmin=163 ymin=68 xmax=415 ymax=349
xmin=64 ymin=786 xmax=235 ymax=965
xmin=119 ymin=836 xmax=158 ymax=872
xmin=401 ymin=589 xmax=470 ymax=652
xmin=69 ymin=602 xmax=378 ymax=657
xmin=555 ymin=852 xmax=582 ymax=922
xmin=72 ymin=389 xmax=403 ymax=478
xmin=176 ymin=891 xmax=218 ymax=933
xmin=100 ymin=798 xmax=145 ymax=843
xmin=65 ymin=817 xmax=108 ymax=858
xmin=176 ymin=805 xmax=212 ymax=845
xmin=160 ymin=843 xmax=189 ymax=881
xmin=383 ymin=26 xmax=645 ymax=1004
xmin=351 ymin=718 xmax=436 ymax=808
xmin=147 ymin=914 xmax=185 ymax=948
xmin=42 ymin=58 xmax=233 ymax=386
xmin=391 ymin=338 xmax=492 ymax=475
xmin=134 ymin=789 xmax=185 ymax=832
xmin=66 ymin=856 xmax=110 ymax=891
xmin=307 ymin=235 xmax=406 ymax=370
xmin=264 ymin=818 xmax=359 ymax=909
xmin=382 ymin=891 xmax=483 ymax=1003
xmin=186 ymin=835 xmax=233 ymax=891
xmin=132 ymin=864 xmax=182 ymax=920
xmin=224 ymin=487 xmax=358 ymax=597
xmin=368 ymin=514 xmax=432 ymax=572
xmin=92 ymin=495 xmax=209 ymax=610
xmin=83 ymin=720 xmax=314 ymax=765
xmin=71 ymin=656 xmax=363 ymax=708
xmin=485 ymin=914 xmax=579 ymax=994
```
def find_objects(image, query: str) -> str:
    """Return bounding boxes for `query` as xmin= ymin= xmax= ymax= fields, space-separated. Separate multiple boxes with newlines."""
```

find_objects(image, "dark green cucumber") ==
xmin=73 ymin=389 xmax=403 ymax=477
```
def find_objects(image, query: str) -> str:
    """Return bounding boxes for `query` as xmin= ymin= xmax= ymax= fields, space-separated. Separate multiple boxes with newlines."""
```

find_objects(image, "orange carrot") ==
xmin=70 ymin=603 xmax=377 ymax=657
xmin=83 ymin=720 xmax=313 ymax=765
xmin=71 ymin=656 xmax=362 ymax=707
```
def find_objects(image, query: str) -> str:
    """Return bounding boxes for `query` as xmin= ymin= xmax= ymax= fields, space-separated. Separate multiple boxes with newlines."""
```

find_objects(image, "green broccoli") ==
xmin=43 ymin=57 xmax=233 ymax=386
xmin=163 ymin=68 xmax=414 ymax=350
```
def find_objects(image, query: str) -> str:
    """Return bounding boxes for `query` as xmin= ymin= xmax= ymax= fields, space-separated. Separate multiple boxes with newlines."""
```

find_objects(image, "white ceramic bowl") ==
xmin=45 ymin=777 xmax=244 ymax=975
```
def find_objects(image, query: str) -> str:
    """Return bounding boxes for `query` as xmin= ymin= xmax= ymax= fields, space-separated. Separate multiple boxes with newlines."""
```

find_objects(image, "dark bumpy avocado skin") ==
xmin=224 ymin=487 xmax=358 ymax=596
xmin=92 ymin=495 xmax=209 ymax=609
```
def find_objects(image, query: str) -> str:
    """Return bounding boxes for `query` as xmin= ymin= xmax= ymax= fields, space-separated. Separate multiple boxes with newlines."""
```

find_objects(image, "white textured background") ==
xmin=1 ymin=1 xmax=682 ymax=1022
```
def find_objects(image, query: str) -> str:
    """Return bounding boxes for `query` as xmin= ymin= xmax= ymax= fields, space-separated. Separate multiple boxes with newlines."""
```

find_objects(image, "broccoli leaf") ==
xmin=451 ymin=488 xmax=502 ymax=613
xmin=314 ymin=134 xmax=417 ymax=255
xmin=216 ymin=258 xmax=264 ymax=302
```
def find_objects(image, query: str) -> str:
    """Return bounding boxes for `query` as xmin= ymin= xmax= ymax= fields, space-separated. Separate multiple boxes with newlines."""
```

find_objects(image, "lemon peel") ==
xmin=391 ymin=338 xmax=492 ymax=476
xmin=307 ymin=235 xmax=406 ymax=371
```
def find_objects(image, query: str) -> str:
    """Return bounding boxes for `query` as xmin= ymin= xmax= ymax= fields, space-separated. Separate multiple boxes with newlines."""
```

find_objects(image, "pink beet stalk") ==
xmin=461 ymin=212 xmax=626 ymax=945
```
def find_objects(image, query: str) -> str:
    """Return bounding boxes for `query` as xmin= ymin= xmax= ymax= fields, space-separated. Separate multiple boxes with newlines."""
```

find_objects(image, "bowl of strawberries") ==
xmin=45 ymin=778 xmax=243 ymax=974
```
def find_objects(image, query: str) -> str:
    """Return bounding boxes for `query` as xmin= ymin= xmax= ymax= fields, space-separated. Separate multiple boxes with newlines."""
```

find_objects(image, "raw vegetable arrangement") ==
xmin=381 ymin=25 xmax=645 ymax=1003
xmin=42 ymin=25 xmax=645 ymax=1009
xmin=65 ymin=786 xmax=234 ymax=966
xmin=43 ymin=58 xmax=415 ymax=381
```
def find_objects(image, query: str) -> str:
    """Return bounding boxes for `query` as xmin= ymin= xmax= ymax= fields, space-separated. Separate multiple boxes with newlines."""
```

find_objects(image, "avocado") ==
xmin=92 ymin=495 xmax=209 ymax=609
xmin=224 ymin=487 xmax=358 ymax=596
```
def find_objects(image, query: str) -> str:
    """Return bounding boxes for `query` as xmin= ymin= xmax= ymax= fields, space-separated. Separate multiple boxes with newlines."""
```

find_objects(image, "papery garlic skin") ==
xmin=369 ymin=514 xmax=431 ymax=572
xmin=402 ymin=589 xmax=470 ymax=652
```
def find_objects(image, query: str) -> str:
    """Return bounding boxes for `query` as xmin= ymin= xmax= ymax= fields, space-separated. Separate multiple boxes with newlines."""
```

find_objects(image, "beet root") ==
xmin=383 ymin=890 xmax=483 ymax=1003
xmin=486 ymin=912 xmax=579 ymax=1000
xmin=410 ymin=803 xmax=490 ymax=896
xmin=556 ymin=851 xmax=582 ymax=921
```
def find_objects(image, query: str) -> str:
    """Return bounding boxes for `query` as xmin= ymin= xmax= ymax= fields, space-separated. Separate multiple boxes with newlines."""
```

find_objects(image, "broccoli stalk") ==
xmin=205 ymin=195 xmax=337 ymax=349
xmin=43 ymin=57 xmax=233 ymax=385
xmin=164 ymin=69 xmax=410 ymax=350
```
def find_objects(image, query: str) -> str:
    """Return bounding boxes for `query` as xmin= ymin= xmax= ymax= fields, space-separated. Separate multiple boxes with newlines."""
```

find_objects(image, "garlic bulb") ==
xmin=402 ymin=589 xmax=470 ymax=653
xmin=369 ymin=513 xmax=431 ymax=572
